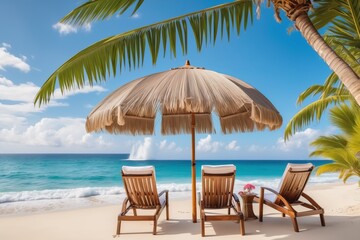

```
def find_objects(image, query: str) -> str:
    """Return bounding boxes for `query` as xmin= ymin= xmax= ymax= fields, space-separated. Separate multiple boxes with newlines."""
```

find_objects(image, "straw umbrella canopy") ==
xmin=86 ymin=60 xmax=282 ymax=223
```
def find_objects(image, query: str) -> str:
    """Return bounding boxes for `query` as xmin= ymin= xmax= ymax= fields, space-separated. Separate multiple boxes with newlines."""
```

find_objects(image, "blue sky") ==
xmin=0 ymin=0 xmax=335 ymax=159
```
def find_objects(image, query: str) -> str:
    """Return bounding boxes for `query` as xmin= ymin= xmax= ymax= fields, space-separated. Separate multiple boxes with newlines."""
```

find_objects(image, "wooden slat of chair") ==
xmin=117 ymin=170 xmax=169 ymax=236
xmin=254 ymin=164 xmax=325 ymax=232
xmin=199 ymin=170 xmax=245 ymax=237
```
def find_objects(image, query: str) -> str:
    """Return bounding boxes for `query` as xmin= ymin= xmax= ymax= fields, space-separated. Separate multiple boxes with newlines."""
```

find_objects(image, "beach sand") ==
xmin=0 ymin=183 xmax=359 ymax=240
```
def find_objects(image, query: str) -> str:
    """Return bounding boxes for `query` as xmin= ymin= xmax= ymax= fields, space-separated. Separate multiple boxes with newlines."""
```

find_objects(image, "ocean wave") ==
xmin=0 ymin=184 xmax=195 ymax=204
xmin=0 ymin=187 xmax=123 ymax=204
xmin=0 ymin=173 xmax=346 ymax=204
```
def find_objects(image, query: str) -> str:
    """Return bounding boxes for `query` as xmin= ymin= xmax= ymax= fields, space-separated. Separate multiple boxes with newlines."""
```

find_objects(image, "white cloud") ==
xmin=0 ymin=76 xmax=13 ymax=86
xmin=226 ymin=140 xmax=240 ymax=151
xmin=0 ymin=117 xmax=111 ymax=148
xmin=83 ymin=23 xmax=92 ymax=32
xmin=52 ymin=22 xmax=77 ymax=35
xmin=276 ymin=128 xmax=320 ymax=152
xmin=2 ymin=43 xmax=11 ymax=48
xmin=0 ymin=77 xmax=106 ymax=115
xmin=175 ymin=147 xmax=183 ymax=152
xmin=249 ymin=144 xmax=267 ymax=152
xmin=197 ymin=135 xmax=223 ymax=153
xmin=129 ymin=137 xmax=154 ymax=160
xmin=52 ymin=22 xmax=92 ymax=35
xmin=0 ymin=114 xmax=27 ymax=128
xmin=159 ymin=140 xmax=167 ymax=150
xmin=131 ymin=13 xmax=140 ymax=19
xmin=0 ymin=77 xmax=38 ymax=102
xmin=53 ymin=85 xmax=106 ymax=100
xmin=159 ymin=140 xmax=180 ymax=151
xmin=0 ymin=44 xmax=30 ymax=72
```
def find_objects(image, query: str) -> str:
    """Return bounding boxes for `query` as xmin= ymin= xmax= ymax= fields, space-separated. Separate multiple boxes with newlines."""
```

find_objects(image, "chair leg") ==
xmin=133 ymin=208 xmax=137 ymax=216
xmin=166 ymin=194 xmax=169 ymax=220
xmin=282 ymin=213 xmax=285 ymax=217
xmin=290 ymin=217 xmax=299 ymax=232
xmin=259 ymin=188 xmax=264 ymax=222
xmin=259 ymin=200 xmax=264 ymax=222
xmin=240 ymin=218 xmax=245 ymax=236
xmin=320 ymin=214 xmax=325 ymax=226
xmin=201 ymin=217 xmax=205 ymax=237
xmin=116 ymin=219 xmax=121 ymax=235
xmin=153 ymin=219 xmax=157 ymax=235
xmin=228 ymin=207 xmax=231 ymax=215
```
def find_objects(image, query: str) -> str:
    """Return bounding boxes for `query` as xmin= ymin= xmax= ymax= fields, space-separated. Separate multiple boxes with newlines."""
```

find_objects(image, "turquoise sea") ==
xmin=0 ymin=154 xmax=339 ymax=214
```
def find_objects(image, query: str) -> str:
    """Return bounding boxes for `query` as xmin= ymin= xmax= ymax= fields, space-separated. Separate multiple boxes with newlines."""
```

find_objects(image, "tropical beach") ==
xmin=1 ymin=0 xmax=360 ymax=240
xmin=0 ymin=180 xmax=359 ymax=240
xmin=1 ymin=155 xmax=359 ymax=239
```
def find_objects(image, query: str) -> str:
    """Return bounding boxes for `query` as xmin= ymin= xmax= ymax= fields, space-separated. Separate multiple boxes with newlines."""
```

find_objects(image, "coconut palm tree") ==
xmin=284 ymin=33 xmax=360 ymax=140
xmin=34 ymin=0 xmax=360 ymax=106
xmin=310 ymin=103 xmax=360 ymax=185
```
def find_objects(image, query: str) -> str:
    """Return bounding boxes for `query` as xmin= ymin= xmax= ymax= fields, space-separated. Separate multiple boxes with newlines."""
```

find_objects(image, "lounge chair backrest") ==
xmin=276 ymin=163 xmax=314 ymax=205
xmin=202 ymin=164 xmax=236 ymax=209
xmin=122 ymin=166 xmax=160 ymax=208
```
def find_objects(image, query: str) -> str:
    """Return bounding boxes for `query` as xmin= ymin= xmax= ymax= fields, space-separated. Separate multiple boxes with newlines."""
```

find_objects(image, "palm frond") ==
xmin=324 ymin=35 xmax=360 ymax=70
xmin=342 ymin=171 xmax=356 ymax=183
xmin=316 ymin=163 xmax=349 ymax=175
xmin=61 ymin=0 xmax=145 ymax=26
xmin=329 ymin=103 xmax=357 ymax=135
xmin=310 ymin=103 xmax=360 ymax=182
xmin=348 ymin=116 xmax=360 ymax=152
xmin=284 ymin=95 xmax=349 ymax=140
xmin=312 ymin=0 xmax=360 ymax=51
xmin=35 ymin=1 xmax=254 ymax=106
xmin=296 ymin=82 xmax=345 ymax=105
xmin=310 ymin=135 xmax=348 ymax=150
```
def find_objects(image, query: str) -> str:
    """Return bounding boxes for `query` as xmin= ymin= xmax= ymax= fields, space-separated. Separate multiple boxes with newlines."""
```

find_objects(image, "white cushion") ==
xmin=122 ymin=166 xmax=154 ymax=175
xmin=202 ymin=164 xmax=236 ymax=174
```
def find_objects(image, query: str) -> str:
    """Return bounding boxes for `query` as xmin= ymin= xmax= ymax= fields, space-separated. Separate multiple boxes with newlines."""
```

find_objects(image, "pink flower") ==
xmin=243 ymin=183 xmax=255 ymax=193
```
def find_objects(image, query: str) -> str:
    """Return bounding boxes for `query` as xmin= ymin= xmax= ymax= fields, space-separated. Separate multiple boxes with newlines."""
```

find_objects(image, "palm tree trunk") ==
xmin=295 ymin=12 xmax=360 ymax=105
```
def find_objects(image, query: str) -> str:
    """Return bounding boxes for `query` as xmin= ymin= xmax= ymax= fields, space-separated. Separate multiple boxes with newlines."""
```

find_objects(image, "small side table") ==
xmin=239 ymin=193 xmax=258 ymax=221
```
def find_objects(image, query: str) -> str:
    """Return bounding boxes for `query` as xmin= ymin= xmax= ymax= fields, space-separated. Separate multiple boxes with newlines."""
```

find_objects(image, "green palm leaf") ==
xmin=296 ymin=83 xmax=346 ymax=105
xmin=348 ymin=116 xmax=360 ymax=152
xmin=310 ymin=135 xmax=348 ymax=150
xmin=285 ymin=36 xmax=359 ymax=140
xmin=61 ymin=0 xmax=145 ymax=26
xmin=316 ymin=163 xmax=350 ymax=175
xmin=311 ymin=0 xmax=360 ymax=46
xmin=34 ymin=0 xmax=253 ymax=106
xmin=284 ymin=95 xmax=349 ymax=140
xmin=309 ymin=103 xmax=360 ymax=183
xmin=329 ymin=103 xmax=357 ymax=135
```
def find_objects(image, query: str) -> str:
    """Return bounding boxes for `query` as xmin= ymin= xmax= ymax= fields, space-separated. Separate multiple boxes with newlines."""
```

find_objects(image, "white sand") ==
xmin=0 ymin=183 xmax=359 ymax=240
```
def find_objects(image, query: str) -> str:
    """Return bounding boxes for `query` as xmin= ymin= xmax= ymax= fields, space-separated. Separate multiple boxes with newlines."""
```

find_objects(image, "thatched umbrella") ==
xmin=86 ymin=60 xmax=282 ymax=223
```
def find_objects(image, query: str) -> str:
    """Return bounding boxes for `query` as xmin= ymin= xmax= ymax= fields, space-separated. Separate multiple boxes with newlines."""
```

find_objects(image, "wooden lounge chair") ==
xmin=254 ymin=163 xmax=325 ymax=232
xmin=116 ymin=166 xmax=169 ymax=236
xmin=198 ymin=164 xmax=245 ymax=237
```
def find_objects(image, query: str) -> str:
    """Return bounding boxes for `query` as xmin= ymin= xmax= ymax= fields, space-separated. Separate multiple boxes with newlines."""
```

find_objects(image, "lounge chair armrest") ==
xmin=120 ymin=197 xmax=131 ymax=215
xmin=260 ymin=187 xmax=295 ymax=212
xmin=260 ymin=186 xmax=280 ymax=196
xmin=198 ymin=192 xmax=202 ymax=206
xmin=232 ymin=193 xmax=241 ymax=212
xmin=232 ymin=193 xmax=240 ymax=203
xmin=301 ymin=192 xmax=323 ymax=209
xmin=158 ymin=190 xmax=169 ymax=197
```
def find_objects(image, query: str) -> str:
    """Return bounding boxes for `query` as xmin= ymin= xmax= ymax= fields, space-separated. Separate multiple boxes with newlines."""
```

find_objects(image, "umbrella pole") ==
xmin=191 ymin=113 xmax=197 ymax=223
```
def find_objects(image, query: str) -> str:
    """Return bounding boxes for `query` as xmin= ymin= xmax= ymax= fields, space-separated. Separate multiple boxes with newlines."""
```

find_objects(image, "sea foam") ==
xmin=0 ymin=187 xmax=123 ymax=204
xmin=0 ymin=173 xmax=343 ymax=204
